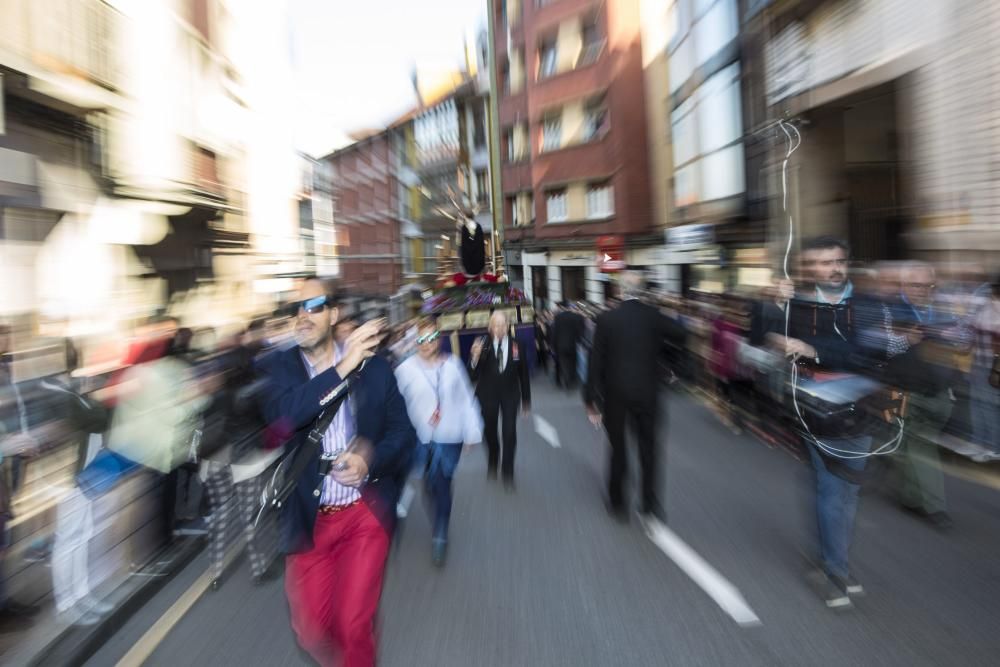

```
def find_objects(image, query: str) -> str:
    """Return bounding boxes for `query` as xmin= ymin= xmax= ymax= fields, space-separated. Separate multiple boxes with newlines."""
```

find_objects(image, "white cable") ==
xmin=776 ymin=119 xmax=904 ymax=460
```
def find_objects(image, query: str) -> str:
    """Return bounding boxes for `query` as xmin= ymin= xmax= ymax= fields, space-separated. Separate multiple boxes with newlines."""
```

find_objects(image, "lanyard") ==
xmin=909 ymin=303 xmax=931 ymax=324
xmin=418 ymin=359 xmax=445 ymax=406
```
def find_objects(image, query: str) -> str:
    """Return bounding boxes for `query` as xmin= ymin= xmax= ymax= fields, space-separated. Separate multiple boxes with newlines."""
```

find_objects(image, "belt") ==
xmin=317 ymin=499 xmax=361 ymax=515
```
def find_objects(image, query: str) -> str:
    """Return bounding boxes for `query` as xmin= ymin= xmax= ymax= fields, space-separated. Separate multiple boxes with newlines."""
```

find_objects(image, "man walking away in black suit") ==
xmin=584 ymin=272 xmax=686 ymax=523
xmin=470 ymin=311 xmax=531 ymax=491
xmin=552 ymin=302 xmax=586 ymax=389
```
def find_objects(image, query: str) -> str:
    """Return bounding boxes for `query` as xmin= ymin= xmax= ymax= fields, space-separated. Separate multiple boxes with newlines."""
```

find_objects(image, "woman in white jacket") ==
xmin=394 ymin=318 xmax=482 ymax=566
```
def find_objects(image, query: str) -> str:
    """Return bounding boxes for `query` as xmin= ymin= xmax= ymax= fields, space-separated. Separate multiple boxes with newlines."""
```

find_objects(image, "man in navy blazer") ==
xmin=257 ymin=276 xmax=414 ymax=667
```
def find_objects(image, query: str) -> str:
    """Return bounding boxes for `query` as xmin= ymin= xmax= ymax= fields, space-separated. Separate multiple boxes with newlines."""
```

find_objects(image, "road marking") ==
xmin=642 ymin=517 xmax=761 ymax=627
xmin=533 ymin=414 xmax=561 ymax=448
xmin=116 ymin=540 xmax=246 ymax=667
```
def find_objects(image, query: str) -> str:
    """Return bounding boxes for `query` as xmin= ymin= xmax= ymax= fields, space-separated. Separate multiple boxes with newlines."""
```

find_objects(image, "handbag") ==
xmin=76 ymin=449 xmax=140 ymax=499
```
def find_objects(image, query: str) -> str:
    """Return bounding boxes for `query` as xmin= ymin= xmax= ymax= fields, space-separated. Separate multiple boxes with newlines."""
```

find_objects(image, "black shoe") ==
xmin=253 ymin=565 xmax=281 ymax=586
xmin=487 ymin=468 xmax=498 ymax=481
xmin=502 ymin=477 xmax=516 ymax=493
xmin=0 ymin=610 xmax=37 ymax=634
xmin=2 ymin=600 xmax=40 ymax=617
xmin=902 ymin=505 xmax=954 ymax=530
xmin=927 ymin=511 xmax=954 ymax=530
xmin=432 ymin=540 xmax=447 ymax=567
xmin=641 ymin=502 xmax=667 ymax=525
xmin=605 ymin=499 xmax=628 ymax=524
xmin=822 ymin=576 xmax=852 ymax=609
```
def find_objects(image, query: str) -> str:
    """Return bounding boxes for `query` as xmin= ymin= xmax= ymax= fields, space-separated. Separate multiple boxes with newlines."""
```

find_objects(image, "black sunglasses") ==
xmin=286 ymin=295 xmax=330 ymax=316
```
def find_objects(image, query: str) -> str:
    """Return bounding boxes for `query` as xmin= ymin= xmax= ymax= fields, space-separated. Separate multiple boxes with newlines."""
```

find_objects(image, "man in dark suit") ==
xmin=552 ymin=301 xmax=586 ymax=389
xmin=584 ymin=272 xmax=686 ymax=523
xmin=257 ymin=277 xmax=414 ymax=667
xmin=470 ymin=311 xmax=531 ymax=490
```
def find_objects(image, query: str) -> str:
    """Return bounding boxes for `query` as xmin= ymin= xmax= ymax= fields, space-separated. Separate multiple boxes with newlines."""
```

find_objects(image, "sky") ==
xmin=289 ymin=0 xmax=487 ymax=158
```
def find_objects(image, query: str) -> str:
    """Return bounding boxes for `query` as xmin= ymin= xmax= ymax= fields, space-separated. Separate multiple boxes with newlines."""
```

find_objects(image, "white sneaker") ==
xmin=81 ymin=596 xmax=114 ymax=615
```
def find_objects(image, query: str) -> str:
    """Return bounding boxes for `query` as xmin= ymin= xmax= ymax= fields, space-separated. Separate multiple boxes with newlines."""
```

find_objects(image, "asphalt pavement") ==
xmin=86 ymin=373 xmax=1000 ymax=667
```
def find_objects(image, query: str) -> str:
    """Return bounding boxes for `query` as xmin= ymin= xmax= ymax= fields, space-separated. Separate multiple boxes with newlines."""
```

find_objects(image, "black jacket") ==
xmin=470 ymin=336 xmax=531 ymax=407
xmin=786 ymin=296 xmax=858 ymax=371
xmin=256 ymin=348 xmax=415 ymax=554
xmin=585 ymin=299 xmax=686 ymax=409
xmin=552 ymin=310 xmax=586 ymax=353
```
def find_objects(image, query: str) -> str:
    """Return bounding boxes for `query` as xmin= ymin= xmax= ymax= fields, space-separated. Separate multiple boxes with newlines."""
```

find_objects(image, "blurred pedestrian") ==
xmin=257 ymin=277 xmax=414 ymax=667
xmin=394 ymin=318 xmax=482 ymax=566
xmin=107 ymin=316 xmax=211 ymax=538
xmin=0 ymin=325 xmax=42 ymax=631
xmin=552 ymin=302 xmax=585 ymax=389
xmin=584 ymin=271 xmax=686 ymax=524
xmin=969 ymin=275 xmax=1000 ymax=456
xmin=783 ymin=236 xmax=874 ymax=609
xmin=470 ymin=311 xmax=531 ymax=490
xmin=885 ymin=262 xmax=956 ymax=528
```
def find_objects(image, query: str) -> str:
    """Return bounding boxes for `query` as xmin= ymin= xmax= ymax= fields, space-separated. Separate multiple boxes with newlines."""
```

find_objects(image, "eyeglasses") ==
xmin=416 ymin=331 xmax=440 ymax=345
xmin=288 ymin=295 xmax=329 ymax=316
xmin=907 ymin=282 xmax=935 ymax=290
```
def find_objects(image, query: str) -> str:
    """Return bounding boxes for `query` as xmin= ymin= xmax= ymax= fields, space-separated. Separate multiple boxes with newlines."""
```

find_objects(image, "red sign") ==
xmin=596 ymin=235 xmax=625 ymax=272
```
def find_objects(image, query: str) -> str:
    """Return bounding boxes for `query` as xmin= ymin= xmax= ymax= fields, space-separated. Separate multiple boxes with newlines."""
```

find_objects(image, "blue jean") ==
xmin=807 ymin=436 xmax=871 ymax=579
xmin=413 ymin=442 xmax=462 ymax=542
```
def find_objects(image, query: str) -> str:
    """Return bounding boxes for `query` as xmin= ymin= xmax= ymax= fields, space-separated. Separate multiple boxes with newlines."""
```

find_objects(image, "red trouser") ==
xmin=285 ymin=502 xmax=390 ymax=667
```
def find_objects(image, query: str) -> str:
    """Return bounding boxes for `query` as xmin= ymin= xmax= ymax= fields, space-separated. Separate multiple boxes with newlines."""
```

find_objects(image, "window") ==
xmin=475 ymin=169 xmax=490 ymax=205
xmin=541 ymin=114 xmax=562 ymax=152
xmin=472 ymin=105 xmax=486 ymax=149
xmin=538 ymin=40 xmax=558 ymax=79
xmin=579 ymin=20 xmax=605 ymax=66
xmin=694 ymin=0 xmax=738 ymax=69
xmin=507 ymin=195 xmax=518 ymax=226
xmin=505 ymin=124 xmax=527 ymax=162
xmin=586 ymin=182 xmax=614 ymax=219
xmin=511 ymin=191 xmax=534 ymax=227
xmin=582 ymin=97 xmax=609 ymax=142
xmin=546 ymin=189 xmax=567 ymax=222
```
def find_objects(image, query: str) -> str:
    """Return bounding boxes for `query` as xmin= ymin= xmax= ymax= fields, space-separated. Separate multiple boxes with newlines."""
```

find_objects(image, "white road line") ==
xmin=643 ymin=517 xmax=761 ymax=627
xmin=533 ymin=415 xmax=561 ymax=448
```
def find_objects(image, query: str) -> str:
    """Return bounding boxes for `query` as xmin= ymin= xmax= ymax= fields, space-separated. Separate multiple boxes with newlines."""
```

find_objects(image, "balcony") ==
xmin=0 ymin=0 xmax=121 ymax=111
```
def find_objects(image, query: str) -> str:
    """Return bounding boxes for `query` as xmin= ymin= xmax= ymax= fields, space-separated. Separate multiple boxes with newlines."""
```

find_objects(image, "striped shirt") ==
xmin=301 ymin=347 xmax=361 ymax=507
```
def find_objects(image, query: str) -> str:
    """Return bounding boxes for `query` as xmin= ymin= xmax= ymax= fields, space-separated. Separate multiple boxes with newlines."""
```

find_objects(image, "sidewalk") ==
xmin=2 ymin=535 xmax=204 ymax=667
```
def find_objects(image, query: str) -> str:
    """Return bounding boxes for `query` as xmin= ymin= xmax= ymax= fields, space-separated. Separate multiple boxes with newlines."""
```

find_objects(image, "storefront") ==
xmin=665 ymin=222 xmax=770 ymax=295
xmin=521 ymin=249 xmax=605 ymax=310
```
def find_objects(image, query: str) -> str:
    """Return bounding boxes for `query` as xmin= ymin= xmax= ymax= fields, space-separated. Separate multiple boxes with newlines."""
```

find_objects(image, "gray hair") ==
xmin=489 ymin=310 xmax=509 ymax=327
xmin=619 ymin=270 xmax=645 ymax=301
xmin=899 ymin=260 xmax=935 ymax=282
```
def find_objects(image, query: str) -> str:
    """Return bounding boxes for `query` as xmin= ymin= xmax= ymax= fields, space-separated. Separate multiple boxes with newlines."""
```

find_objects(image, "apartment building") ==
xmin=491 ymin=0 xmax=657 ymax=308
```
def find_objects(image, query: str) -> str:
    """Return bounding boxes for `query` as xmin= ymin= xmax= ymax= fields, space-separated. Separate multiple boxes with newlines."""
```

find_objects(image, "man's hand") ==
xmin=470 ymin=337 xmax=485 ymax=366
xmin=336 ymin=318 xmax=385 ymax=378
xmin=784 ymin=337 xmax=817 ymax=360
xmin=586 ymin=405 xmax=602 ymax=428
xmin=330 ymin=452 xmax=369 ymax=488
xmin=521 ymin=403 xmax=531 ymax=418
xmin=777 ymin=279 xmax=795 ymax=303
xmin=899 ymin=325 xmax=923 ymax=347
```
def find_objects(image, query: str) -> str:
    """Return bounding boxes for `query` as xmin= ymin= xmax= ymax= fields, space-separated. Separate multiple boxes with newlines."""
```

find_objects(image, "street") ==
xmin=87 ymin=374 xmax=1000 ymax=667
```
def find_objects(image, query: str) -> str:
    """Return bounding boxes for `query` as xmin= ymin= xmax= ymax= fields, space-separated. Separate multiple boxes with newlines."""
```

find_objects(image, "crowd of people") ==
xmin=1 ymin=244 xmax=998 ymax=663
xmin=534 ymin=240 xmax=1000 ymax=609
